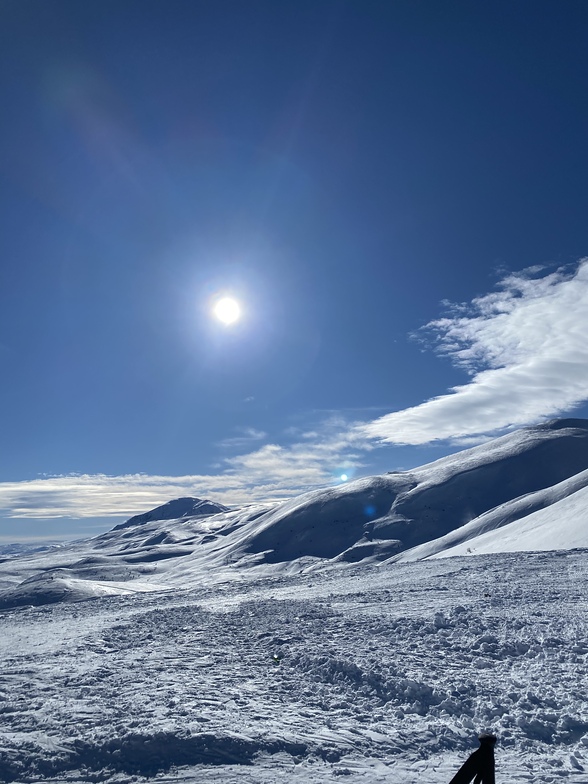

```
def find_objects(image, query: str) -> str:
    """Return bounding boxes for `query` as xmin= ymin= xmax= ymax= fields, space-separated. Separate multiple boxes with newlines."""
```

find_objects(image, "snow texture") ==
xmin=1 ymin=553 xmax=587 ymax=782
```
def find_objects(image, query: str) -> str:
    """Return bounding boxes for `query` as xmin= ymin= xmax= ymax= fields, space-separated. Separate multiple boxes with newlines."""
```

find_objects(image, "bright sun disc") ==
xmin=213 ymin=296 xmax=241 ymax=325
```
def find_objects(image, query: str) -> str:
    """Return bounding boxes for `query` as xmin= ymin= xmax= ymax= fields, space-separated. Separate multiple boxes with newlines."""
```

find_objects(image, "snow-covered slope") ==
xmin=227 ymin=418 xmax=588 ymax=566
xmin=430 ymin=481 xmax=588 ymax=558
xmin=1 ymin=550 xmax=587 ymax=783
xmin=2 ymin=419 xmax=588 ymax=610
xmin=395 ymin=467 xmax=588 ymax=562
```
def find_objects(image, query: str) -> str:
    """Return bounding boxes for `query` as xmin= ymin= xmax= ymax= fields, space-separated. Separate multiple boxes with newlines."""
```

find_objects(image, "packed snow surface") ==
xmin=1 ymin=551 xmax=587 ymax=783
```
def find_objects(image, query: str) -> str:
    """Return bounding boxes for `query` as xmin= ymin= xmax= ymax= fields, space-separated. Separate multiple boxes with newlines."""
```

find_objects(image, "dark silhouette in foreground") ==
xmin=449 ymin=733 xmax=497 ymax=784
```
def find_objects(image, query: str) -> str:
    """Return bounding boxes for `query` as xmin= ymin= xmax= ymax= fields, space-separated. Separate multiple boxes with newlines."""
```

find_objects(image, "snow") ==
xmin=1 ymin=551 xmax=588 ymax=782
xmin=430 ymin=482 xmax=588 ymax=558
xmin=2 ymin=419 xmax=588 ymax=781
xmin=396 ymin=468 xmax=588 ymax=562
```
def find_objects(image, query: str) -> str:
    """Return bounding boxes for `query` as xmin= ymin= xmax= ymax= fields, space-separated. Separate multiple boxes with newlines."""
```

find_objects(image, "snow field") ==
xmin=1 ymin=549 xmax=588 ymax=782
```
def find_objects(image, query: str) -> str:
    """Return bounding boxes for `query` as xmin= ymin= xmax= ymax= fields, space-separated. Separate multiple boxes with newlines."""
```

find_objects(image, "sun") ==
xmin=213 ymin=296 xmax=241 ymax=325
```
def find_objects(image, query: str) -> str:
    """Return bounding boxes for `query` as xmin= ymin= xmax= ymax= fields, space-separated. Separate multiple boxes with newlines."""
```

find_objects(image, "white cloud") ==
xmin=362 ymin=259 xmax=588 ymax=445
xmin=0 ymin=419 xmax=365 ymax=520
xmin=216 ymin=427 xmax=267 ymax=449
xmin=225 ymin=428 xmax=365 ymax=488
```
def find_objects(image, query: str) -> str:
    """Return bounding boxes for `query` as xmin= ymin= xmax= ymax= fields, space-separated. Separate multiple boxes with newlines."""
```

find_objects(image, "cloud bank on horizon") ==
xmin=0 ymin=420 xmax=365 ymax=519
xmin=363 ymin=259 xmax=588 ymax=445
xmin=2 ymin=260 xmax=588 ymax=522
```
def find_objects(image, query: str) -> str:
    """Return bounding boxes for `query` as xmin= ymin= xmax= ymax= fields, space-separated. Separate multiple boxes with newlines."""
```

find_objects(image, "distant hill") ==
xmin=0 ymin=542 xmax=55 ymax=558
xmin=113 ymin=497 xmax=230 ymax=530
xmin=1 ymin=419 xmax=588 ymax=608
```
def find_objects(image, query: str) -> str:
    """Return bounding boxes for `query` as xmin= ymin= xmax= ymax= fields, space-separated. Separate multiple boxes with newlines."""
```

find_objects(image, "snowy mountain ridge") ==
xmin=1 ymin=418 xmax=588 ymax=610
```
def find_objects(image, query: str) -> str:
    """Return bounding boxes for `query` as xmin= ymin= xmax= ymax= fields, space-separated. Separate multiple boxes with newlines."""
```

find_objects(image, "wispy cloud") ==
xmin=225 ymin=418 xmax=365 ymax=488
xmin=216 ymin=427 xmax=267 ymax=449
xmin=362 ymin=259 xmax=588 ymax=444
xmin=0 ymin=419 xmax=365 ymax=519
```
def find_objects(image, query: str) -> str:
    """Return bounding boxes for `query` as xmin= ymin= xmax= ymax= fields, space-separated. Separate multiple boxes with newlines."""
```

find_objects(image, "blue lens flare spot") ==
xmin=364 ymin=504 xmax=376 ymax=518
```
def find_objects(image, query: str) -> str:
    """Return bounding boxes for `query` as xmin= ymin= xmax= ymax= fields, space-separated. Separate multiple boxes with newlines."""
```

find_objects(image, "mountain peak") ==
xmin=113 ymin=497 xmax=229 ymax=531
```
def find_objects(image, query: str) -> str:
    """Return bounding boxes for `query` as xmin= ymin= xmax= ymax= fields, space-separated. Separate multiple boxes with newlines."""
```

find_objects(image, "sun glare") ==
xmin=213 ymin=296 xmax=241 ymax=325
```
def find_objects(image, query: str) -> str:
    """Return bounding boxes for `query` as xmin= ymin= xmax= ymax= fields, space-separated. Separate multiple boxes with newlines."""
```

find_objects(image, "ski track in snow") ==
xmin=1 ymin=551 xmax=588 ymax=783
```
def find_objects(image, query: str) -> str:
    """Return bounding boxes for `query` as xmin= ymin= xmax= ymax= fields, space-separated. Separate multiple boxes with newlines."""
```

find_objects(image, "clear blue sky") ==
xmin=2 ymin=0 xmax=588 ymax=541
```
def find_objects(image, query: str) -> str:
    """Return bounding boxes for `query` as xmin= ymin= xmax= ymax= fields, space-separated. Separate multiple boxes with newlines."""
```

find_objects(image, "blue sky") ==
xmin=2 ymin=1 xmax=588 ymax=541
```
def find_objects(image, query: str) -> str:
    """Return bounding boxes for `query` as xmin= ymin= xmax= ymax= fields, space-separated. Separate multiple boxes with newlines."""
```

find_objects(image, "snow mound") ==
xmin=0 ymin=729 xmax=308 ymax=781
